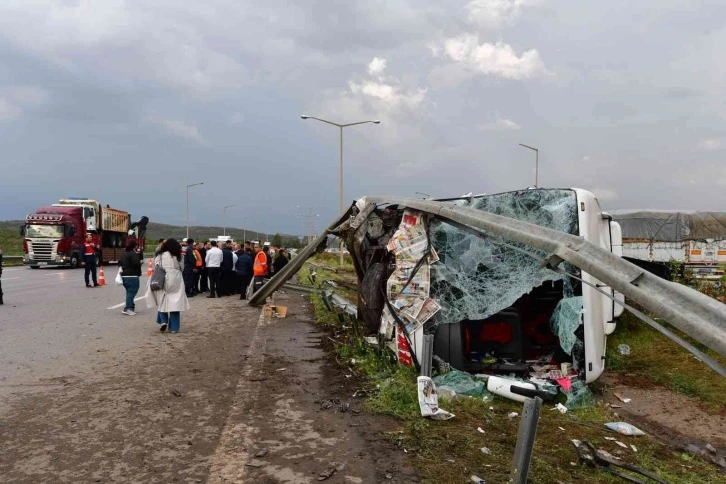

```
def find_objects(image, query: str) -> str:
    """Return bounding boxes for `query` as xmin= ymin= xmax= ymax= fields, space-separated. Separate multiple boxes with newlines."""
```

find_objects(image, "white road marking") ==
xmin=107 ymin=297 xmax=146 ymax=310
xmin=2 ymin=277 xmax=20 ymax=281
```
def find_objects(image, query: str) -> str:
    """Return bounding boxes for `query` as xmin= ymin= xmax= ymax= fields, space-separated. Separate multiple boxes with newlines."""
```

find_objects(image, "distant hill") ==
xmin=145 ymin=222 xmax=302 ymax=247
xmin=0 ymin=220 xmax=303 ymax=255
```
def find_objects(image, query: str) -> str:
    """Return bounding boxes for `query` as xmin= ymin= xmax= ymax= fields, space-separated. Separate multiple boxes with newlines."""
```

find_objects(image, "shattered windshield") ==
xmin=26 ymin=224 xmax=65 ymax=238
xmin=429 ymin=189 xmax=580 ymax=324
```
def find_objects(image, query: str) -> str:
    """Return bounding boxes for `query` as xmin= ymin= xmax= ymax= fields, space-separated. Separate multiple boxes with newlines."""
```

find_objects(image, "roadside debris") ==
xmin=613 ymin=392 xmax=632 ymax=403
xmin=417 ymin=376 xmax=454 ymax=420
xmin=433 ymin=369 xmax=488 ymax=398
xmin=552 ymin=403 xmax=568 ymax=414
xmin=317 ymin=467 xmax=336 ymax=481
xmin=605 ymin=422 xmax=646 ymax=436
xmin=476 ymin=427 xmax=486 ymax=434
xmin=572 ymin=439 xmax=671 ymax=483
xmin=470 ymin=476 xmax=486 ymax=484
xmin=254 ymin=449 xmax=268 ymax=458
xmin=508 ymin=412 xmax=519 ymax=419
xmin=480 ymin=447 xmax=491 ymax=455
xmin=618 ymin=344 xmax=631 ymax=355
xmin=171 ymin=389 xmax=182 ymax=397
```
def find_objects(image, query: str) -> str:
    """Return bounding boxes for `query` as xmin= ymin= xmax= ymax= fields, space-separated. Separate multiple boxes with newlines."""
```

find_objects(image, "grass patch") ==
xmin=607 ymin=312 xmax=726 ymax=411
xmin=0 ymin=228 xmax=23 ymax=256
xmin=300 ymin=255 xmax=725 ymax=483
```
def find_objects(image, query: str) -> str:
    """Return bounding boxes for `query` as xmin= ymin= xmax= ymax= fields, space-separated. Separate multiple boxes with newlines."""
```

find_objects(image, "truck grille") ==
xmin=29 ymin=240 xmax=55 ymax=261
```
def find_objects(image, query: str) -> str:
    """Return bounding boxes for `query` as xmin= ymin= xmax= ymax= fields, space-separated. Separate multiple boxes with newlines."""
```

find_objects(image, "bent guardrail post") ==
xmin=510 ymin=396 xmax=543 ymax=484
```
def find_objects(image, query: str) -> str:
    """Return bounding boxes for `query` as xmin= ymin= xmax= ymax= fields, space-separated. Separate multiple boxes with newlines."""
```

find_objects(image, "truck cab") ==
xmin=23 ymin=208 xmax=86 ymax=268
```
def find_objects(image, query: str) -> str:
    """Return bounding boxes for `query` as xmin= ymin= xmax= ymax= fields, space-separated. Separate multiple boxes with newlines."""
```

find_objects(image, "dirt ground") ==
xmin=0 ymin=291 xmax=418 ymax=483
xmin=600 ymin=374 xmax=726 ymax=466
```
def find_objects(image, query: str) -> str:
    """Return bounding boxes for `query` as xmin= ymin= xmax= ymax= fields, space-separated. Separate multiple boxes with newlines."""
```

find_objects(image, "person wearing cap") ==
xmin=182 ymin=238 xmax=197 ymax=297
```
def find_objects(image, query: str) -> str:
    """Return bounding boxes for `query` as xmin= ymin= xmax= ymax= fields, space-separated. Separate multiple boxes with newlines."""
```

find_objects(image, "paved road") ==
xmin=0 ymin=265 xmax=151 ymax=405
xmin=0 ymin=272 xmax=416 ymax=482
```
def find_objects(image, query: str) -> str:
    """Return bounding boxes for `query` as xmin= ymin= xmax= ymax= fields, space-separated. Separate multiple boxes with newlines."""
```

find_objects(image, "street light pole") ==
xmin=518 ymin=144 xmax=539 ymax=188
xmin=223 ymin=204 xmax=236 ymax=236
xmin=301 ymin=115 xmax=380 ymax=265
xmin=185 ymin=182 xmax=204 ymax=238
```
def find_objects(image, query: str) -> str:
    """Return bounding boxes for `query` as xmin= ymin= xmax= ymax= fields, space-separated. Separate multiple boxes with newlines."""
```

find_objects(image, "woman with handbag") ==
xmin=145 ymin=238 xmax=190 ymax=333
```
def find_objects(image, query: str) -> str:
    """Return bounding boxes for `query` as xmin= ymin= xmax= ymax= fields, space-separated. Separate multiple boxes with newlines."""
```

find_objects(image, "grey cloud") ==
xmin=1 ymin=0 xmax=726 ymax=235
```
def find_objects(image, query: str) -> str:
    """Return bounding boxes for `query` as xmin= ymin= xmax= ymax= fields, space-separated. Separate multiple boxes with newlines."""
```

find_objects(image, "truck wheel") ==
xmin=70 ymin=255 xmax=80 ymax=269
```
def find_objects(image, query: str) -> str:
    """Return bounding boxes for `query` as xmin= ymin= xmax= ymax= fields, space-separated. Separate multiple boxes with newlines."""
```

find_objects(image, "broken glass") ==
xmin=550 ymin=296 xmax=584 ymax=355
xmin=428 ymin=189 xmax=580 ymax=325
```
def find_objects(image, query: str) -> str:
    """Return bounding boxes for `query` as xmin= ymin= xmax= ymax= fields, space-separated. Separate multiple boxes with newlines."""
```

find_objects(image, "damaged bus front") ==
xmin=349 ymin=188 xmax=623 ymax=383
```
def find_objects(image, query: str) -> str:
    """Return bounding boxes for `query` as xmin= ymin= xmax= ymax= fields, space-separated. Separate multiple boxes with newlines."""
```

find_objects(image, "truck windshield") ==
xmin=26 ymin=224 xmax=65 ymax=238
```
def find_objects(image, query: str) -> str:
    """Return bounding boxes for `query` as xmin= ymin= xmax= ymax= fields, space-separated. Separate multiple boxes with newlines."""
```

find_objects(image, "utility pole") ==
xmin=301 ymin=115 xmax=380 ymax=264
xmin=223 ymin=204 xmax=235 ymax=236
xmin=296 ymin=206 xmax=321 ymax=247
xmin=185 ymin=182 xmax=203 ymax=238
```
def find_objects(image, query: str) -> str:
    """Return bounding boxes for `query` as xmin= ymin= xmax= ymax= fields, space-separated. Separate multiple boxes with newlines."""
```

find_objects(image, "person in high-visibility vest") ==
xmin=252 ymin=243 xmax=267 ymax=293
xmin=82 ymin=234 xmax=100 ymax=288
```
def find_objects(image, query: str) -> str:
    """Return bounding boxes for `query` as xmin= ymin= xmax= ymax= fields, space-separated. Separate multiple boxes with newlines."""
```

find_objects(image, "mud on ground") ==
xmin=0 ymin=292 xmax=418 ymax=483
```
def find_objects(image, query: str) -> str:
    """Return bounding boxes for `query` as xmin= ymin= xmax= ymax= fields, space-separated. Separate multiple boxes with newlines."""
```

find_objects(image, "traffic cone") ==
xmin=147 ymin=258 xmax=153 ymax=276
xmin=98 ymin=266 xmax=106 ymax=286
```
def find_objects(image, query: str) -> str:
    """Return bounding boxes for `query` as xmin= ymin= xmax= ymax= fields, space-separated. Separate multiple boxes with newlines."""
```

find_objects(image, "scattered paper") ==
xmin=477 ymin=427 xmax=486 ymax=434
xmin=558 ymin=427 xmax=566 ymax=431
xmin=615 ymin=441 xmax=628 ymax=449
xmin=276 ymin=368 xmax=287 ymax=372
xmin=605 ymin=437 xmax=617 ymax=441
xmin=480 ymin=447 xmax=491 ymax=455
xmin=631 ymin=445 xmax=638 ymax=453
xmin=614 ymin=392 xmax=632 ymax=404
xmin=552 ymin=403 xmax=568 ymax=414
xmin=417 ymin=376 xmax=454 ymax=420
xmin=508 ymin=412 xmax=519 ymax=419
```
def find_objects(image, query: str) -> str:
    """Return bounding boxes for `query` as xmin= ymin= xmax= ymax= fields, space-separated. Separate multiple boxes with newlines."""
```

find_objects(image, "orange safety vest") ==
xmin=253 ymin=251 xmax=267 ymax=276
xmin=193 ymin=249 xmax=203 ymax=268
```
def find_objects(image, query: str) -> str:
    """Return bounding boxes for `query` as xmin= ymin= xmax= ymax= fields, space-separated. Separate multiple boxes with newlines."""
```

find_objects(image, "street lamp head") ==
xmin=300 ymin=115 xmax=310 ymax=119
xmin=373 ymin=120 xmax=381 ymax=124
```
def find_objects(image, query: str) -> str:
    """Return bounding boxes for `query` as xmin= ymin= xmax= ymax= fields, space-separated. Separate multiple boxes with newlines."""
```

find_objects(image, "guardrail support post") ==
xmin=510 ymin=396 xmax=543 ymax=484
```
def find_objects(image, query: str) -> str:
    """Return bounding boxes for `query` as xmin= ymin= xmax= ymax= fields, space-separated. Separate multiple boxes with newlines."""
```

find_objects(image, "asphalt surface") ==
xmin=0 ymin=269 xmax=417 ymax=482
xmin=0 ymin=265 xmax=152 ymax=406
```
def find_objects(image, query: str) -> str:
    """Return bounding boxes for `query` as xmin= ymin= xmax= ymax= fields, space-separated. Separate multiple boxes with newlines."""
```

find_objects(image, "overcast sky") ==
xmin=1 ymin=0 xmax=725 ymax=235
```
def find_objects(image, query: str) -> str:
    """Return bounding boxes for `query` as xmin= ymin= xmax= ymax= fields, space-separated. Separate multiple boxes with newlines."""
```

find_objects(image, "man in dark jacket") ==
xmin=198 ymin=242 xmax=208 ymax=293
xmin=183 ymin=238 xmax=197 ymax=297
xmin=220 ymin=241 xmax=235 ymax=296
xmin=119 ymin=240 xmax=142 ymax=315
xmin=263 ymin=245 xmax=272 ymax=278
xmin=235 ymin=248 xmax=254 ymax=299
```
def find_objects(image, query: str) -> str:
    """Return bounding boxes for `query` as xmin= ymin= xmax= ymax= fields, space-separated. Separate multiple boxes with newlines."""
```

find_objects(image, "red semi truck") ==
xmin=22 ymin=198 xmax=148 ymax=269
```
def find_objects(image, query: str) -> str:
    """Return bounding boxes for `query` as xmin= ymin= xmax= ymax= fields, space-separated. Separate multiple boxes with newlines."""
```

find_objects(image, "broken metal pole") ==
xmin=248 ymin=208 xmax=353 ymax=306
xmin=510 ymin=396 xmax=543 ymax=484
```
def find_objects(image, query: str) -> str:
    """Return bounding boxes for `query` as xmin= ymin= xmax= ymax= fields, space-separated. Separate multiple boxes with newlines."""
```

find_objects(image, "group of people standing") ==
xmin=113 ymin=236 xmax=291 ymax=334
xmin=178 ymin=238 xmax=290 ymax=300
